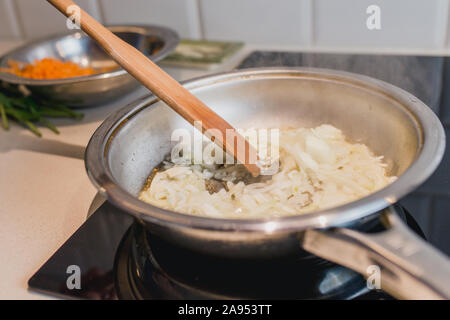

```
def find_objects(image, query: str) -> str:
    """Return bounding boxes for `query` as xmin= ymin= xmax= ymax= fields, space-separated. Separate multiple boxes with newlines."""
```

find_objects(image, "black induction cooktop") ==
xmin=29 ymin=200 xmax=426 ymax=300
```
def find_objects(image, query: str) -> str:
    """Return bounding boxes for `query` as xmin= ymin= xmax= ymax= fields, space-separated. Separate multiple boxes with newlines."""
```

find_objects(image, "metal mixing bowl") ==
xmin=0 ymin=25 xmax=179 ymax=107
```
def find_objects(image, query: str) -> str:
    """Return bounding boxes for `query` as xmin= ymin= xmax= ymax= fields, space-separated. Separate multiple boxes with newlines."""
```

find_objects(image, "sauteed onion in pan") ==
xmin=139 ymin=124 xmax=395 ymax=219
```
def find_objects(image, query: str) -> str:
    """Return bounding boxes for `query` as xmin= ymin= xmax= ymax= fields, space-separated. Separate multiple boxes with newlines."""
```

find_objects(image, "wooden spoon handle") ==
xmin=47 ymin=0 xmax=260 ymax=176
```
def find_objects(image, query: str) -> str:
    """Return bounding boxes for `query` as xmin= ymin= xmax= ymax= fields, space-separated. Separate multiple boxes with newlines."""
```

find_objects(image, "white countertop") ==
xmin=0 ymin=40 xmax=252 ymax=299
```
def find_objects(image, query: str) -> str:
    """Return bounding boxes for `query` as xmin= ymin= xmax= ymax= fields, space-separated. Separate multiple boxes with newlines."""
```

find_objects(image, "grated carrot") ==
xmin=1 ymin=58 xmax=98 ymax=79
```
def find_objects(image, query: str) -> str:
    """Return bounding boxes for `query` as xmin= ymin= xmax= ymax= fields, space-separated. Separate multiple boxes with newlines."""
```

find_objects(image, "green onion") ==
xmin=40 ymin=101 xmax=84 ymax=119
xmin=0 ymin=103 xmax=8 ymax=130
xmin=24 ymin=121 xmax=42 ymax=137
xmin=39 ymin=108 xmax=76 ymax=118
xmin=0 ymin=89 xmax=83 ymax=137
xmin=40 ymin=118 xmax=59 ymax=134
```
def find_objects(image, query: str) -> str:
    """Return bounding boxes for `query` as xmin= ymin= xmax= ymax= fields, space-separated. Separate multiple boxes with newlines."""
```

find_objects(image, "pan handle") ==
xmin=303 ymin=207 xmax=450 ymax=299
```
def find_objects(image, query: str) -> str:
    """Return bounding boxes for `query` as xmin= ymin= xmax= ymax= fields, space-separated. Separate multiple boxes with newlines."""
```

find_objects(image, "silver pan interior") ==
xmin=86 ymin=68 xmax=445 ymax=235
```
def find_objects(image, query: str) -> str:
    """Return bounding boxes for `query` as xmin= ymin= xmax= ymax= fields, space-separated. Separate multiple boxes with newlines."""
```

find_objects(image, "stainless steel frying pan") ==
xmin=85 ymin=68 xmax=449 ymax=299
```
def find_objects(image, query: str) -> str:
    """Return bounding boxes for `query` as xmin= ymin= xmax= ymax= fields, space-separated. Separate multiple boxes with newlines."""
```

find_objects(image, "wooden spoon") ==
xmin=47 ymin=0 xmax=260 ymax=177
